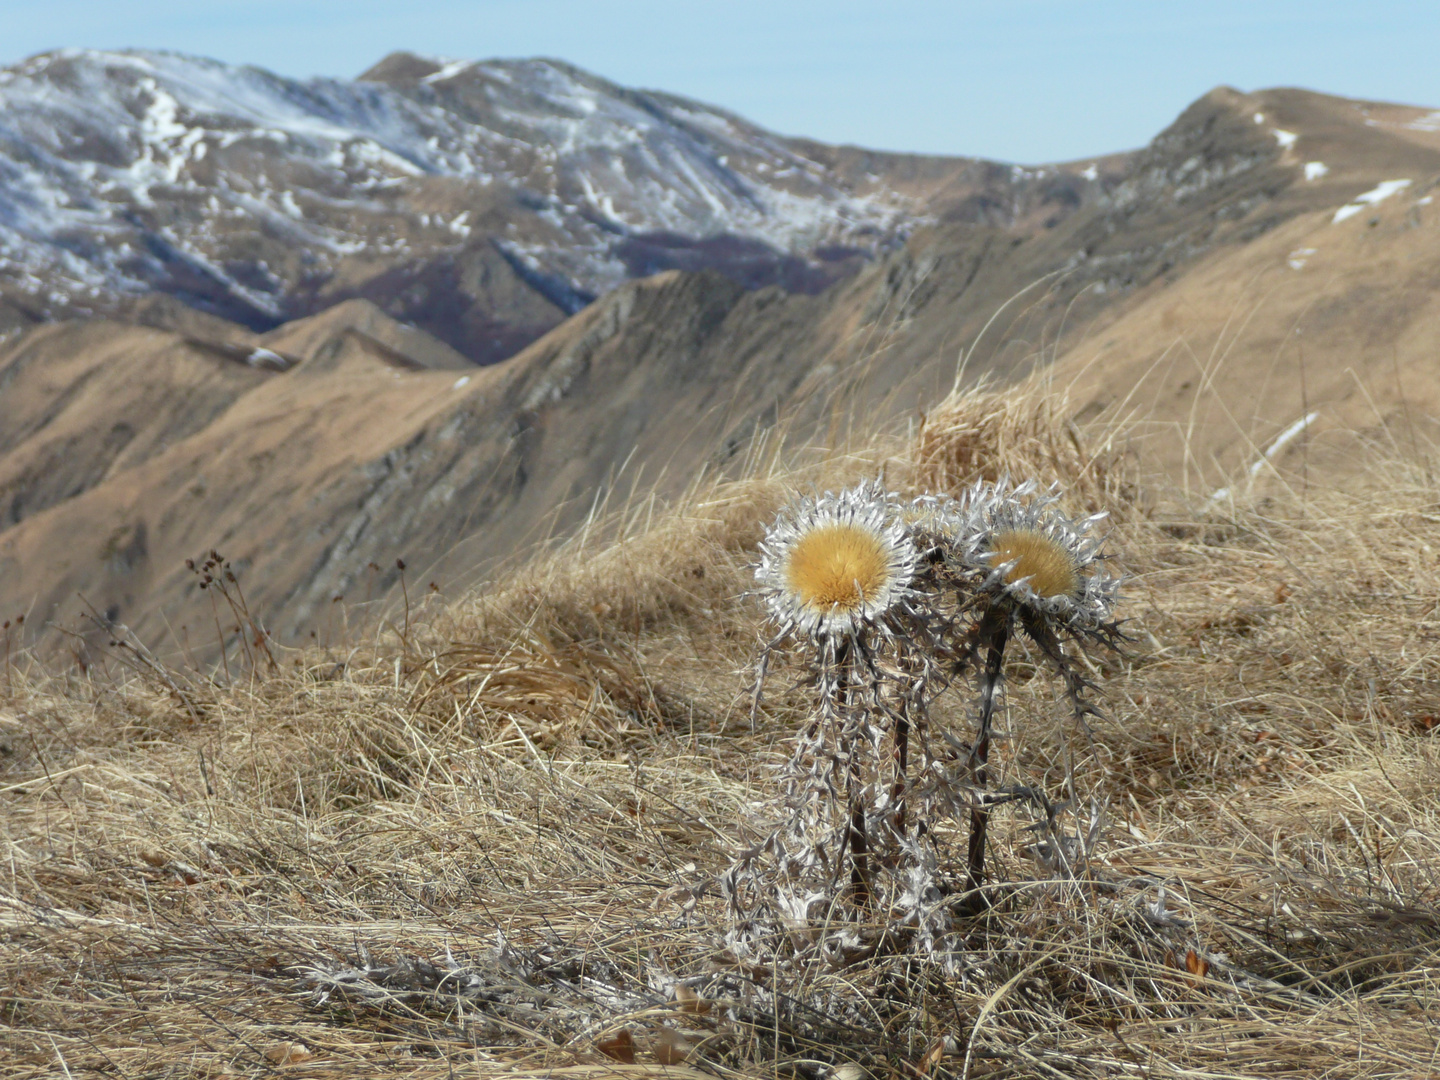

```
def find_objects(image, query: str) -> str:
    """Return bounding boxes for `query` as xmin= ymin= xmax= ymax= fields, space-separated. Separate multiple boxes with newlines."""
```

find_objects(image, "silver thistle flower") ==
xmin=755 ymin=480 xmax=919 ymax=641
xmin=908 ymin=478 xmax=1123 ymax=906
xmin=951 ymin=477 xmax=1119 ymax=634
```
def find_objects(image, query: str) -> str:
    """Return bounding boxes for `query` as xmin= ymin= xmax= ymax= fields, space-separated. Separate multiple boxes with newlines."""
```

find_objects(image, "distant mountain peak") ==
xmin=0 ymin=47 xmax=953 ymax=356
xmin=0 ymin=47 xmax=1124 ymax=362
xmin=357 ymin=51 xmax=449 ymax=84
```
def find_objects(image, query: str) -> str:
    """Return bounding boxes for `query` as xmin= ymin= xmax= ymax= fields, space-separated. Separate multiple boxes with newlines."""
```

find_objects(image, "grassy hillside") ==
xmin=2 ymin=378 xmax=1438 ymax=1079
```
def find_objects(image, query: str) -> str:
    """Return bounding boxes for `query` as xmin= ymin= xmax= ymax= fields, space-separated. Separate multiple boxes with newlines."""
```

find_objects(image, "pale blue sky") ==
xmin=3 ymin=1 xmax=1437 ymax=163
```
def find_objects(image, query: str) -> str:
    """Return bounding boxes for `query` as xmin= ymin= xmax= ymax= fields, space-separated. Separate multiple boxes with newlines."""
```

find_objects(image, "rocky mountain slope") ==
xmin=2 ymin=74 xmax=1438 ymax=659
xmin=1054 ymin=90 xmax=1440 ymax=500
xmin=0 ymin=47 xmax=1104 ymax=362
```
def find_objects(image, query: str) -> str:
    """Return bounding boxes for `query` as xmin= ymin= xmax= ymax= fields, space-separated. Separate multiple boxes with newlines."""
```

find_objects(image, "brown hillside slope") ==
xmin=1 ymin=270 xmax=839 ymax=651
xmin=1052 ymin=170 xmax=1440 ymax=500
xmin=0 ymin=358 xmax=500 ymax=655
xmin=258 ymin=298 xmax=475 ymax=374
xmin=0 ymin=298 xmax=479 ymax=537
xmin=0 ymin=323 xmax=271 ymax=529
xmin=2 ymin=86 xmax=1438 ymax=656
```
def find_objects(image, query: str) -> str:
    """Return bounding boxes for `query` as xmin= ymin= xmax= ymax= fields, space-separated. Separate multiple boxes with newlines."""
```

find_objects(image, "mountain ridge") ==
xmin=0 ymin=47 xmax=1114 ymax=363
xmin=1 ymin=68 xmax=1438 ymax=658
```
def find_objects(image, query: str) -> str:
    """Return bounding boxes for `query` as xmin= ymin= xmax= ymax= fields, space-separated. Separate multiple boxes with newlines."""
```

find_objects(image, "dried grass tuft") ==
xmin=910 ymin=381 xmax=1137 ymax=516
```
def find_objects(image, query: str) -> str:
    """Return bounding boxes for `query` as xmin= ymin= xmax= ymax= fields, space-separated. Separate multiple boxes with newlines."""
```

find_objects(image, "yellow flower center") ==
xmin=784 ymin=523 xmax=891 ymax=612
xmin=989 ymin=528 xmax=1080 ymax=598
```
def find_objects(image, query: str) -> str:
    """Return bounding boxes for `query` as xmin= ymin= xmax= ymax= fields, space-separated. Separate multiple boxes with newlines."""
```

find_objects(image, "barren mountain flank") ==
xmin=1049 ymin=88 xmax=1440 ymax=497
xmin=1 ymin=61 xmax=1437 ymax=656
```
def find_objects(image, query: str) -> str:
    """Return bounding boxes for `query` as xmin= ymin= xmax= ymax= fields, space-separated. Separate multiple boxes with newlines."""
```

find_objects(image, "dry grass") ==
xmin=909 ymin=381 xmax=1139 ymax=518
xmin=3 ymin=380 xmax=1439 ymax=1079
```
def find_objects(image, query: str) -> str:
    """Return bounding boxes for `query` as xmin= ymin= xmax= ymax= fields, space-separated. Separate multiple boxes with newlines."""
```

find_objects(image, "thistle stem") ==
xmin=964 ymin=610 xmax=1009 ymax=905
xmin=891 ymin=710 xmax=909 ymax=831
xmin=848 ymin=778 xmax=869 ymax=903
xmin=837 ymin=638 xmax=871 ymax=905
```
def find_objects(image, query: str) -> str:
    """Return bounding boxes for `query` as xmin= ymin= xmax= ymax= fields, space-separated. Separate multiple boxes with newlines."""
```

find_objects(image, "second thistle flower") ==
xmin=953 ymin=478 xmax=1120 ymax=633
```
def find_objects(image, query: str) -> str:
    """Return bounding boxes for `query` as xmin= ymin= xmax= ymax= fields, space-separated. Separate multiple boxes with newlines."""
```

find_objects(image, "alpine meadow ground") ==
xmin=2 ymin=376 xmax=1439 ymax=1080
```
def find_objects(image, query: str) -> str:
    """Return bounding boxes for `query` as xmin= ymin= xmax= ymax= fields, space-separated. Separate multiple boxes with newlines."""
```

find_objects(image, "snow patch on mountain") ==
xmin=1332 ymin=179 xmax=1411 ymax=223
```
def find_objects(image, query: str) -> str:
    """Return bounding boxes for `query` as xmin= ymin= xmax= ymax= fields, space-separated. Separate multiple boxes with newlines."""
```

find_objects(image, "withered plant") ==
xmin=729 ymin=477 xmax=1123 ymax=965
xmin=917 ymin=478 xmax=1125 ymax=901
xmin=185 ymin=550 xmax=279 ymax=678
